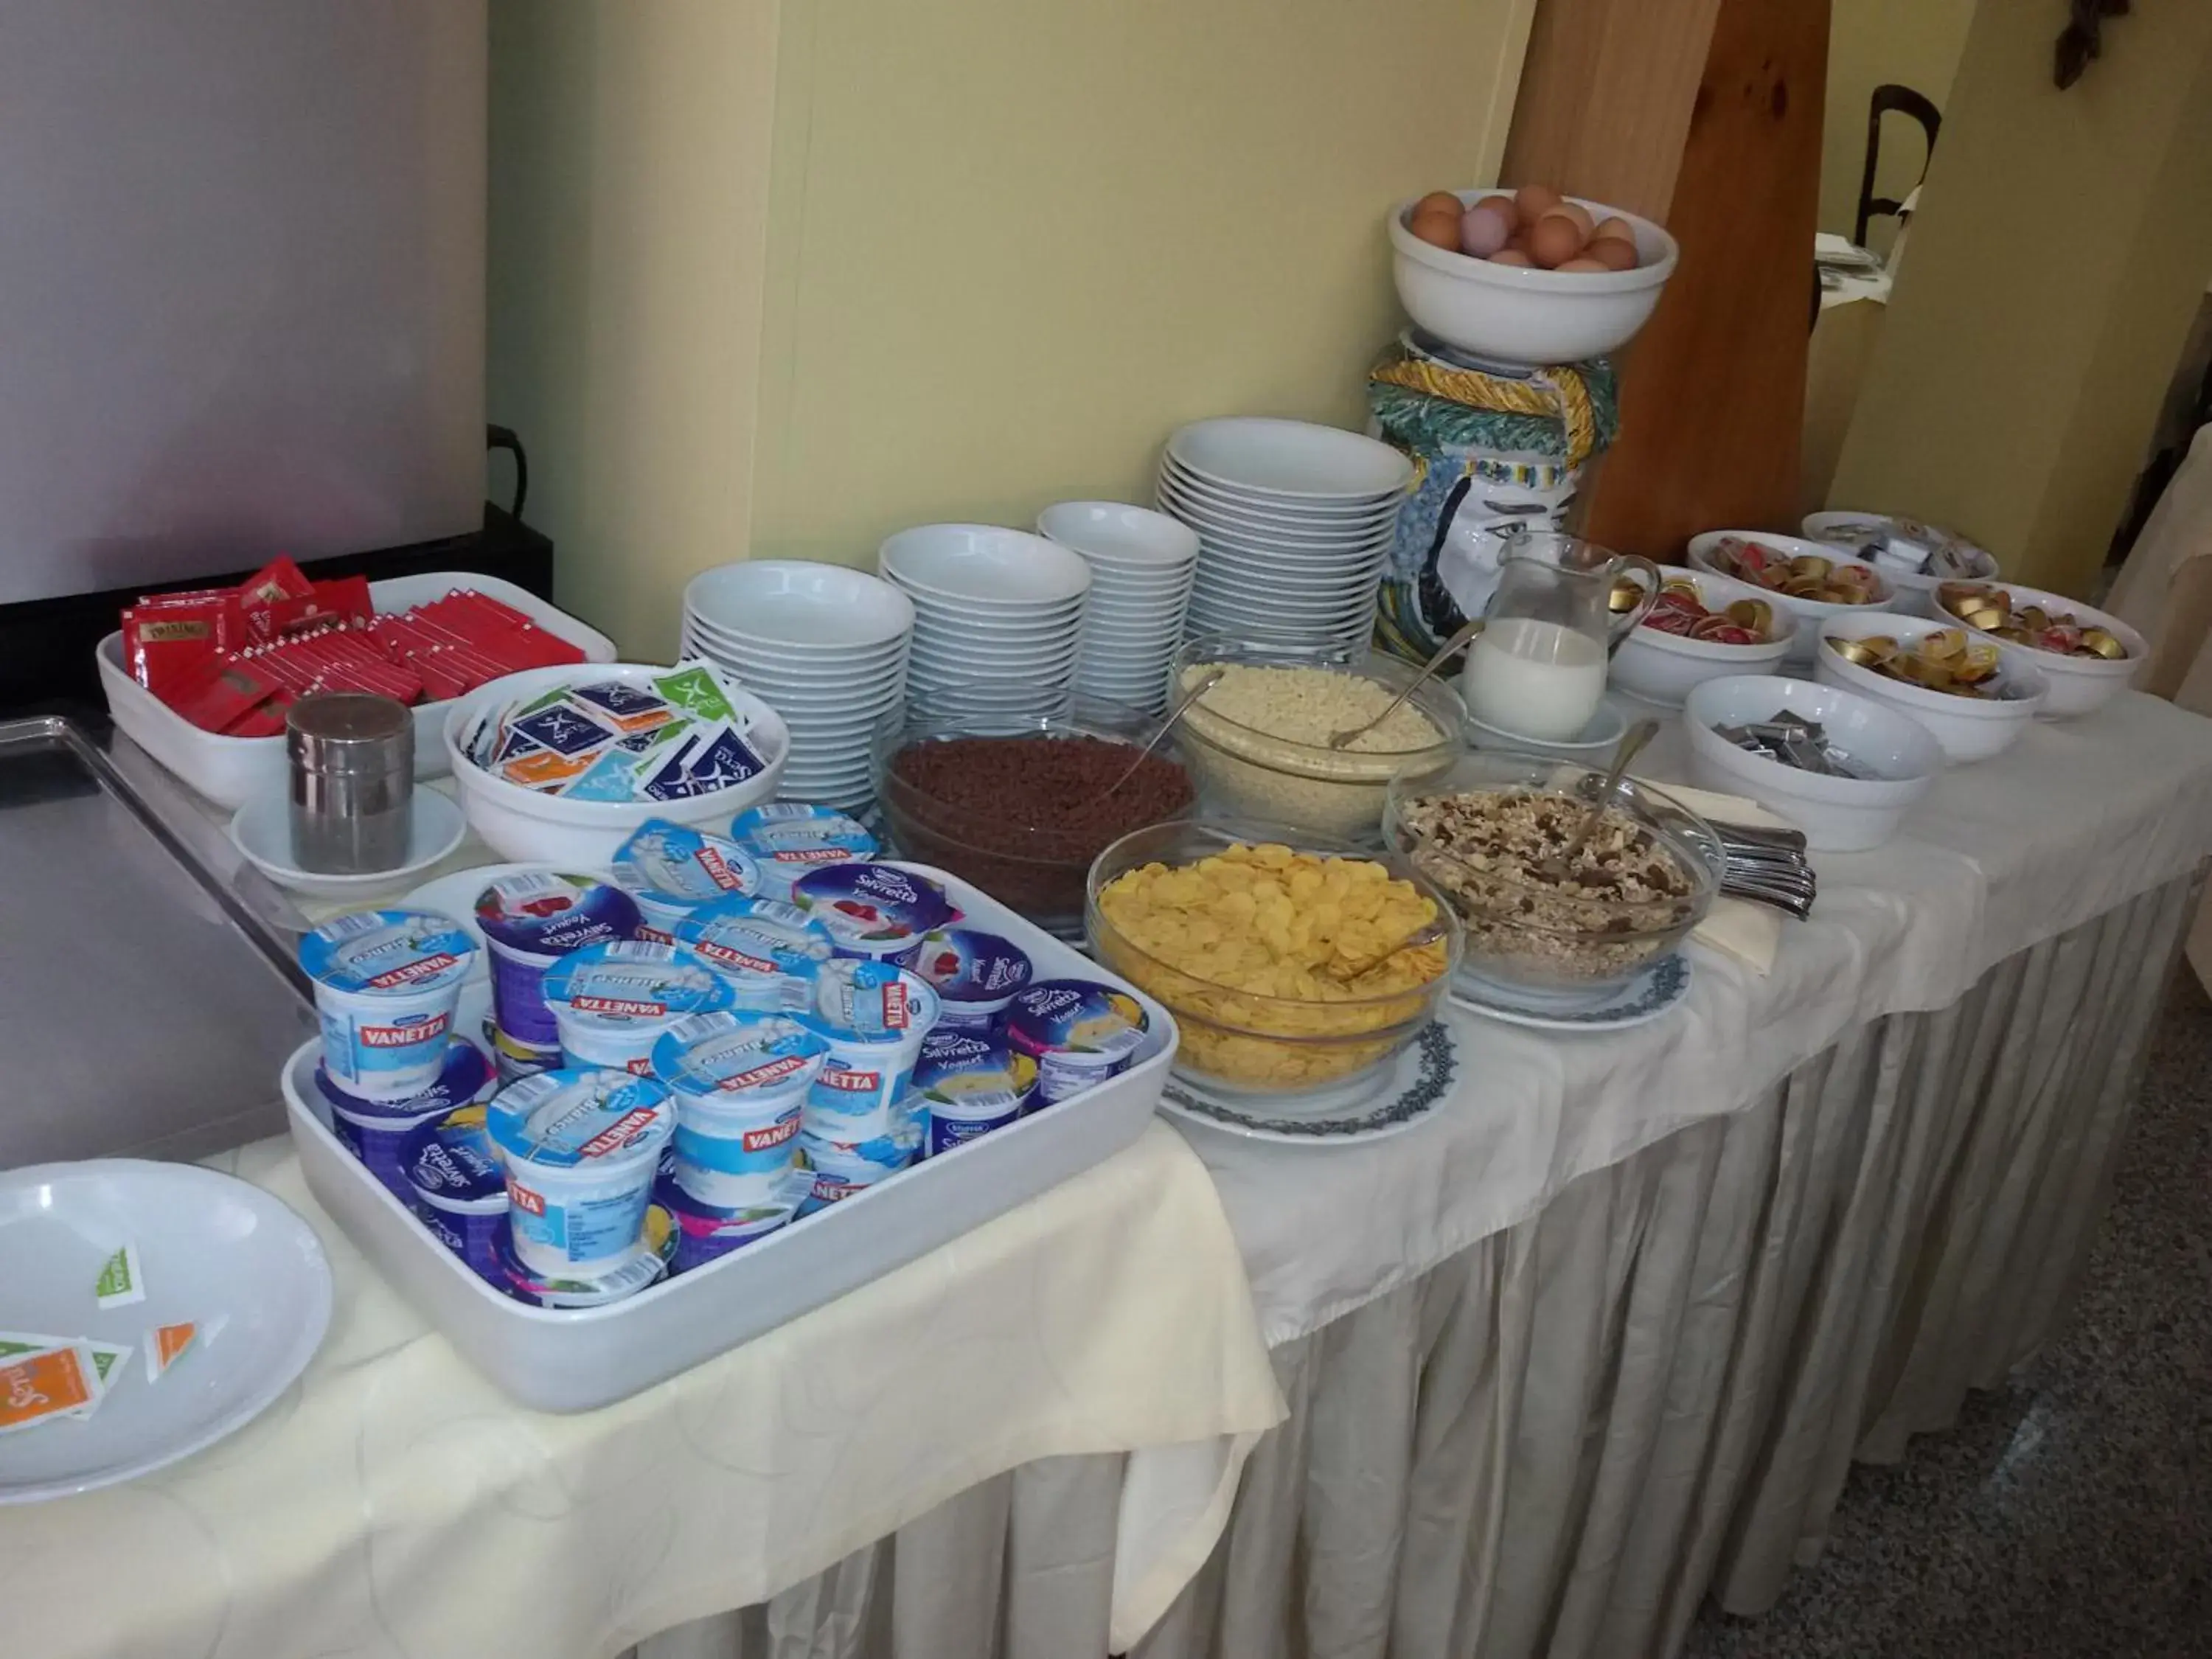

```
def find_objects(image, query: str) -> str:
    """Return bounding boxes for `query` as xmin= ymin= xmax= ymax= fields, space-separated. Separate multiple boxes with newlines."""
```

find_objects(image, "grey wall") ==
xmin=0 ymin=0 xmax=487 ymax=604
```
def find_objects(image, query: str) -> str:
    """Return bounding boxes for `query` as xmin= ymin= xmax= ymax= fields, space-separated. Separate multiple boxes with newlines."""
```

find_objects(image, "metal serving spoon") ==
xmin=1082 ymin=666 xmax=1224 ymax=804
xmin=1324 ymin=619 xmax=1485 ymax=751
xmin=1539 ymin=717 xmax=1660 ymax=882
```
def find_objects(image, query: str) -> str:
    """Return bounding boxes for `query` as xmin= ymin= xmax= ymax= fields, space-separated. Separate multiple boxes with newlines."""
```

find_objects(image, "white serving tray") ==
xmin=97 ymin=571 xmax=618 ymax=810
xmin=281 ymin=864 xmax=1178 ymax=1412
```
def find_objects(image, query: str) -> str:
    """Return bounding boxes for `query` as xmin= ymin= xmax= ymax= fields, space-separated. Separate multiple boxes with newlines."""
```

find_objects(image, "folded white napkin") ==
xmin=1635 ymin=779 xmax=1795 ymax=975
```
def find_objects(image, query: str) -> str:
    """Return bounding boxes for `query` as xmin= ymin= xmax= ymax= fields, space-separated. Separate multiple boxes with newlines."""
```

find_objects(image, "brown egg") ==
xmin=1554 ymin=257 xmax=1610 ymax=273
xmin=1458 ymin=201 xmax=1516 ymax=257
xmin=1542 ymin=201 xmax=1595 ymax=240
xmin=1413 ymin=191 xmax=1467 ymax=220
xmin=1513 ymin=183 xmax=1562 ymax=222
xmin=1527 ymin=213 xmax=1585 ymax=269
xmin=1409 ymin=206 xmax=1462 ymax=250
xmin=1590 ymin=216 xmax=1638 ymax=247
xmin=1586 ymin=236 xmax=1640 ymax=271
xmin=1487 ymin=248 xmax=1535 ymax=267
xmin=1475 ymin=192 xmax=1520 ymax=229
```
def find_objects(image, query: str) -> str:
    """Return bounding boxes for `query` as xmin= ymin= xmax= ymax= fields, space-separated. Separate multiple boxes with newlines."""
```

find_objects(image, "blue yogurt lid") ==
xmin=473 ymin=872 xmax=641 ymax=957
xmin=799 ymin=958 xmax=941 ymax=1044
xmin=487 ymin=1067 xmax=674 ymax=1169
xmin=897 ymin=928 xmax=1033 ymax=1005
xmin=650 ymin=1011 xmax=828 ymax=1103
xmin=316 ymin=1035 xmax=494 ymax=1122
xmin=299 ymin=909 xmax=476 ymax=995
xmin=792 ymin=863 xmax=958 ymax=953
xmin=540 ymin=940 xmax=735 ymax=1032
xmin=613 ymin=819 xmax=764 ymax=907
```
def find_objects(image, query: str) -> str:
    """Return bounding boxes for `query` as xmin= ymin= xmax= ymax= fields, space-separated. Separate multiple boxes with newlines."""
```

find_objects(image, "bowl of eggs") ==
xmin=1388 ymin=184 xmax=1679 ymax=367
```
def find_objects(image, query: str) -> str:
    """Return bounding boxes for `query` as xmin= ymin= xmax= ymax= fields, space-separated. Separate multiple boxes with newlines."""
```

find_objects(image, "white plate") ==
xmin=1448 ymin=953 xmax=1692 ymax=1032
xmin=1164 ymin=420 xmax=1413 ymax=500
xmin=0 ymin=1161 xmax=332 ymax=1504
xmin=227 ymin=787 xmax=468 ymax=900
xmin=1156 ymin=1022 xmax=1458 ymax=1145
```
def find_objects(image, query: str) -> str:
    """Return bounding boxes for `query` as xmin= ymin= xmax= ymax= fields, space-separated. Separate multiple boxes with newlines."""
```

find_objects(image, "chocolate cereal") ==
xmin=883 ymin=734 xmax=1194 ymax=923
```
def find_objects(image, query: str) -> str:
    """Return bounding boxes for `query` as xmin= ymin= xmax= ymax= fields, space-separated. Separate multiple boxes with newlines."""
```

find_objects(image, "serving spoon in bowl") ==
xmin=1324 ymin=619 xmax=1485 ymax=751
xmin=1537 ymin=716 xmax=1660 ymax=883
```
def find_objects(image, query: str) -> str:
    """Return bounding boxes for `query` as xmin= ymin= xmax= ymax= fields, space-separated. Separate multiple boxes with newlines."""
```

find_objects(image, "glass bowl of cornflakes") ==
xmin=1085 ymin=818 xmax=1461 ymax=1110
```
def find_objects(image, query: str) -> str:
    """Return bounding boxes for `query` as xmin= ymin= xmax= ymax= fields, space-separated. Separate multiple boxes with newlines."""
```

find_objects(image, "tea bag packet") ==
xmin=462 ymin=664 xmax=767 ymax=801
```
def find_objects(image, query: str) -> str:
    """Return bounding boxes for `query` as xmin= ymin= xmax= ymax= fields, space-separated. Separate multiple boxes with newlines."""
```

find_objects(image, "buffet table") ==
xmin=644 ymin=691 xmax=2212 ymax=1658
xmin=7 ymin=692 xmax=2210 ymax=1659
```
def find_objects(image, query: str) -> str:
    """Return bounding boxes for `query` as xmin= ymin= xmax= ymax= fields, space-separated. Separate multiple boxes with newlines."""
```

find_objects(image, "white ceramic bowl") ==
xmin=229 ymin=786 xmax=469 ymax=900
xmin=1683 ymin=675 xmax=1943 ymax=852
xmin=1165 ymin=417 xmax=1413 ymax=501
xmin=1931 ymin=579 xmax=2146 ymax=720
xmin=1159 ymin=483 xmax=1401 ymax=534
xmin=1685 ymin=532 xmax=1893 ymax=667
xmin=681 ymin=619 xmax=909 ymax=661
xmin=1608 ymin=584 xmax=1798 ymax=706
xmin=1187 ymin=529 xmax=1397 ymax=567
xmin=1388 ymin=191 xmax=1680 ymax=367
xmin=1036 ymin=501 xmax=1200 ymax=568
xmin=1812 ymin=611 xmax=2047 ymax=763
xmin=443 ymin=663 xmax=790 ymax=864
xmin=683 ymin=560 xmax=914 ymax=648
xmin=878 ymin=524 xmax=1093 ymax=608
xmin=1801 ymin=510 xmax=2000 ymax=617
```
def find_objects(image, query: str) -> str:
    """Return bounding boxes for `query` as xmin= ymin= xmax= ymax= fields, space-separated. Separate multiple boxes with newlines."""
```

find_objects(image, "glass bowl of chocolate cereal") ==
xmin=1382 ymin=750 xmax=1723 ymax=1009
xmin=874 ymin=686 xmax=1198 ymax=936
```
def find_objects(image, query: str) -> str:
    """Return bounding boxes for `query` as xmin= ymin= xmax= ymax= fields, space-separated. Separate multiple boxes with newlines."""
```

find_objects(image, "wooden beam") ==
xmin=1500 ymin=0 xmax=1725 ymax=218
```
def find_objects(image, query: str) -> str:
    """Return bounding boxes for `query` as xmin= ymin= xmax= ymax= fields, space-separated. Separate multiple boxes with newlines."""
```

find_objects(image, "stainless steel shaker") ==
xmin=288 ymin=694 xmax=414 ymax=874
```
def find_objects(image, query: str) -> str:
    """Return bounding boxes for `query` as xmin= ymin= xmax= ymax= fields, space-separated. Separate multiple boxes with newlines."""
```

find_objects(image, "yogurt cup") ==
xmin=651 ymin=1011 xmax=821 ymax=1210
xmin=474 ymin=872 xmax=641 ymax=1049
xmin=492 ymin=1026 xmax=565 ymax=1087
xmin=1004 ymin=980 xmax=1149 ymax=1107
xmin=797 ymin=959 xmax=941 ymax=1141
xmin=653 ymin=1166 xmax=809 ymax=1272
xmin=613 ymin=819 xmax=765 ymax=941
xmin=300 ymin=910 xmax=478 ymax=1102
xmin=318 ymin=1037 xmax=497 ymax=1201
xmin=401 ymin=1102 xmax=509 ymax=1284
xmin=488 ymin=1067 xmax=676 ymax=1278
xmin=911 ymin=1028 xmax=1038 ymax=1155
xmin=492 ymin=1215 xmax=672 ymax=1309
xmin=541 ymin=939 xmax=735 ymax=1075
xmin=796 ymin=1126 xmax=919 ymax=1216
xmin=672 ymin=894 xmax=835 ymax=1014
xmin=791 ymin=863 xmax=959 ymax=961
xmin=728 ymin=804 xmax=878 ymax=901
xmin=895 ymin=928 xmax=1034 ymax=1032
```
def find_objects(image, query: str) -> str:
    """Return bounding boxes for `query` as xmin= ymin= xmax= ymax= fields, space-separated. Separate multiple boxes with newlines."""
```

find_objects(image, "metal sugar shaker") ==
xmin=287 ymin=694 xmax=414 ymax=874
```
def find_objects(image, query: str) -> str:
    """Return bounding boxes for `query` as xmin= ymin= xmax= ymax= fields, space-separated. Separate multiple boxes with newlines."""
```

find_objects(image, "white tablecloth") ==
xmin=1195 ymin=690 xmax=2212 ymax=1348
xmin=0 ymin=1121 xmax=1282 ymax=1658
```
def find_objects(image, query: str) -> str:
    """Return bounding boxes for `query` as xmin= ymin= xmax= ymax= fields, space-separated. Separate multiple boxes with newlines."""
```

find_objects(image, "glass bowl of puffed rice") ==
xmin=1169 ymin=633 xmax=1465 ymax=842
xmin=1086 ymin=817 xmax=1461 ymax=1110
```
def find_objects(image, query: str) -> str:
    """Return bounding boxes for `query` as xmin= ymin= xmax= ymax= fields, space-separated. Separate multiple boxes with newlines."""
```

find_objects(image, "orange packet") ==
xmin=501 ymin=749 xmax=596 ymax=790
xmin=0 ymin=1344 xmax=99 ymax=1433
xmin=145 ymin=1322 xmax=198 ymax=1382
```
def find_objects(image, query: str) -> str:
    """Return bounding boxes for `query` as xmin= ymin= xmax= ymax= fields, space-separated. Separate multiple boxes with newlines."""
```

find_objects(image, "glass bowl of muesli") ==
xmin=1382 ymin=751 xmax=1724 ymax=1008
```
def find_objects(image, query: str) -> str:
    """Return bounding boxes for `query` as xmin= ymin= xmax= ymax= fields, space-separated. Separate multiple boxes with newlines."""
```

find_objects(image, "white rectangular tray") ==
xmin=282 ymin=866 xmax=1177 ymax=1411
xmin=97 ymin=570 xmax=618 ymax=810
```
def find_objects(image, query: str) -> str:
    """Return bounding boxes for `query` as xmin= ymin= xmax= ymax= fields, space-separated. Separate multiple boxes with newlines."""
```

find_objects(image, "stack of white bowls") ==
xmin=1155 ymin=417 xmax=1413 ymax=650
xmin=1034 ymin=501 xmax=1199 ymax=713
xmin=877 ymin=524 xmax=1093 ymax=698
xmin=680 ymin=560 xmax=913 ymax=808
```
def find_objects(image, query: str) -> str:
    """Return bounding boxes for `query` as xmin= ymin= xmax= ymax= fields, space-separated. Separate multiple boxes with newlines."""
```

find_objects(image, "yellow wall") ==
xmin=487 ymin=0 xmax=781 ymax=659
xmin=1818 ymin=0 xmax=1975 ymax=251
xmin=1826 ymin=0 xmax=2212 ymax=596
xmin=748 ymin=0 xmax=1535 ymax=565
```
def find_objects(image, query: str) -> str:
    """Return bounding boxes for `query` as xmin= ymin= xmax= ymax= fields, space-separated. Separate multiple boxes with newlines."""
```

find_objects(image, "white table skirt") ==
xmin=637 ymin=865 xmax=2195 ymax=1658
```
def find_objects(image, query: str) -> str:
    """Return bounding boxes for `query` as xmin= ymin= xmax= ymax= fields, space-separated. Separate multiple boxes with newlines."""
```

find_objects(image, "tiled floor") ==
xmin=1679 ymin=975 xmax=2212 ymax=1658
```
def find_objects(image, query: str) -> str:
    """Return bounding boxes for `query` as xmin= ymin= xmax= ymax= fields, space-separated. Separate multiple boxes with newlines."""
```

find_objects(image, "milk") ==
xmin=1461 ymin=616 xmax=1607 ymax=742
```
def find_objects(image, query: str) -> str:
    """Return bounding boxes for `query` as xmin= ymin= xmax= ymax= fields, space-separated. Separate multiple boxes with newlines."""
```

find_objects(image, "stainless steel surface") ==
xmin=288 ymin=694 xmax=414 ymax=874
xmin=0 ymin=1 xmax=486 ymax=605
xmin=0 ymin=717 xmax=311 ymax=1167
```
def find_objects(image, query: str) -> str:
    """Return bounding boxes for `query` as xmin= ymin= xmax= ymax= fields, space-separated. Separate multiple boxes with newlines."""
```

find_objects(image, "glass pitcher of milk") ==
xmin=1460 ymin=529 xmax=1660 ymax=742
